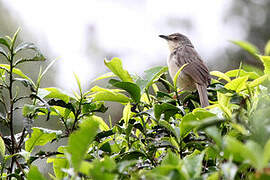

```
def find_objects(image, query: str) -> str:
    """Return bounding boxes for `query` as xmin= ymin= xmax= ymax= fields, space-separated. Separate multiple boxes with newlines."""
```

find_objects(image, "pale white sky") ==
xmin=3 ymin=0 xmax=245 ymax=90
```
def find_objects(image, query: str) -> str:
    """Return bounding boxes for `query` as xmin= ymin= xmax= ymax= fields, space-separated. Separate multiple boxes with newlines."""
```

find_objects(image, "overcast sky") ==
xmin=2 ymin=0 xmax=244 ymax=90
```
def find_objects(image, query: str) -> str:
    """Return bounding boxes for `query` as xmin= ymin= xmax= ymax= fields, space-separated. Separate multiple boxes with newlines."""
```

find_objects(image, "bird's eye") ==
xmin=173 ymin=37 xmax=178 ymax=40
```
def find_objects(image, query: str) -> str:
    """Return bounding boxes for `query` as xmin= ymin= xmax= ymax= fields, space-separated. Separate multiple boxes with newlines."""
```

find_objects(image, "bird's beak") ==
xmin=159 ymin=35 xmax=169 ymax=40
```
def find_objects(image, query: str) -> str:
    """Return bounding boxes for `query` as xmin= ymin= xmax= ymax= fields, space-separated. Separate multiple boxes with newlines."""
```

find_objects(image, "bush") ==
xmin=1 ymin=30 xmax=270 ymax=179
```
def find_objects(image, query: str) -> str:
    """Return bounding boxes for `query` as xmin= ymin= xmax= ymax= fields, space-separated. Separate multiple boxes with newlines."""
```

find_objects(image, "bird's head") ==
xmin=159 ymin=33 xmax=193 ymax=52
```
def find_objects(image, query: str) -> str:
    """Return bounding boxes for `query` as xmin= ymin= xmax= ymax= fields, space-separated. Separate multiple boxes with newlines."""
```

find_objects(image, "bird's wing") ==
xmin=175 ymin=46 xmax=210 ymax=86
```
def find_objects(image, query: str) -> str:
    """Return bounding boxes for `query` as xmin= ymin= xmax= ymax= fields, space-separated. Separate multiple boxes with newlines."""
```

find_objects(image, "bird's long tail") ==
xmin=196 ymin=84 xmax=209 ymax=108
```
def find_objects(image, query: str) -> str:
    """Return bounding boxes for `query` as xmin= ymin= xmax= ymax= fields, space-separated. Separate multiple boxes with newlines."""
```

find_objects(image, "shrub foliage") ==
xmin=1 ymin=30 xmax=270 ymax=179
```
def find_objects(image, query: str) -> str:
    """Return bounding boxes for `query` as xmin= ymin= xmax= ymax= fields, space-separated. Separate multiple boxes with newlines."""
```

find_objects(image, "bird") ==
xmin=159 ymin=33 xmax=211 ymax=107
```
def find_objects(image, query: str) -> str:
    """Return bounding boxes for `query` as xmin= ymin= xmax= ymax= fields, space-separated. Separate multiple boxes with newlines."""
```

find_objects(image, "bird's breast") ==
xmin=167 ymin=54 xmax=196 ymax=91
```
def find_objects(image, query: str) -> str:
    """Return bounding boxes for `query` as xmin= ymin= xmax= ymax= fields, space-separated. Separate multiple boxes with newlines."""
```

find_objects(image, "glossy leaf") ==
xmin=159 ymin=120 xmax=179 ymax=140
xmin=161 ymin=150 xmax=181 ymax=166
xmin=248 ymin=74 xmax=268 ymax=88
xmin=15 ymin=53 xmax=46 ymax=66
xmin=0 ymin=64 xmax=35 ymax=87
xmin=211 ymin=70 xmax=231 ymax=82
xmin=25 ymin=127 xmax=62 ymax=152
xmin=89 ymin=156 xmax=117 ymax=180
xmin=173 ymin=63 xmax=188 ymax=88
xmin=14 ymin=42 xmax=39 ymax=54
xmin=224 ymin=76 xmax=248 ymax=92
xmin=104 ymin=57 xmax=133 ymax=82
xmin=92 ymin=72 xmax=116 ymax=82
xmin=123 ymin=102 xmax=132 ymax=125
xmin=93 ymin=115 xmax=109 ymax=131
xmin=180 ymin=109 xmax=216 ymax=137
xmin=118 ymin=151 xmax=147 ymax=161
xmin=225 ymin=69 xmax=259 ymax=79
xmin=67 ymin=116 xmax=99 ymax=171
xmin=154 ymin=103 xmax=179 ymax=120
xmin=0 ymin=37 xmax=10 ymax=48
xmin=109 ymin=79 xmax=141 ymax=103
xmin=47 ymin=146 xmax=68 ymax=179
xmin=47 ymin=157 xmax=69 ymax=178
xmin=136 ymin=66 xmax=168 ymax=90
xmin=89 ymin=86 xmax=131 ymax=103
xmin=39 ymin=87 xmax=70 ymax=103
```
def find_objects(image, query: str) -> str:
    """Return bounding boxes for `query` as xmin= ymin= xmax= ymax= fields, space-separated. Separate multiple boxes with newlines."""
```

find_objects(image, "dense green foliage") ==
xmin=1 ymin=30 xmax=270 ymax=179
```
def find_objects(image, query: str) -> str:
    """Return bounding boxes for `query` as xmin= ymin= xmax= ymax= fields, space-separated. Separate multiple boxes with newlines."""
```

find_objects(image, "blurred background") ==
xmin=1 ymin=0 xmax=270 ymax=175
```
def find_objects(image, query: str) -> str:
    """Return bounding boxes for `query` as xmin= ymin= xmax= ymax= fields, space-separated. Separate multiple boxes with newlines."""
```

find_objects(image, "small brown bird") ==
xmin=159 ymin=33 xmax=210 ymax=107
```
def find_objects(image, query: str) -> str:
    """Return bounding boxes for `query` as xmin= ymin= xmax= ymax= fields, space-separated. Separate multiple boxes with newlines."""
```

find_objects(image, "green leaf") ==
xmin=25 ymin=127 xmax=62 ymax=152
xmin=258 ymin=55 xmax=270 ymax=75
xmin=104 ymin=58 xmax=133 ymax=82
xmin=154 ymin=103 xmax=179 ymax=120
xmin=224 ymin=76 xmax=248 ymax=92
xmin=92 ymin=72 xmax=116 ymax=82
xmin=0 ymin=136 xmax=5 ymax=158
xmin=109 ymin=79 xmax=141 ymax=103
xmin=67 ymin=116 xmax=99 ymax=171
xmin=210 ymin=70 xmax=231 ymax=82
xmin=231 ymin=40 xmax=259 ymax=56
xmin=47 ymin=157 xmax=69 ymax=178
xmin=89 ymin=156 xmax=117 ymax=180
xmin=14 ymin=42 xmax=39 ymax=54
xmin=248 ymin=74 xmax=268 ymax=88
xmin=22 ymin=104 xmax=37 ymax=117
xmin=0 ymin=46 xmax=8 ymax=59
xmin=265 ymin=40 xmax=270 ymax=56
xmin=119 ymin=151 xmax=146 ymax=161
xmin=15 ymin=53 xmax=46 ymax=66
xmin=0 ymin=37 xmax=10 ymax=49
xmin=11 ymin=28 xmax=20 ymax=49
xmin=145 ymin=66 xmax=168 ymax=90
xmin=180 ymin=109 xmax=216 ymax=137
xmin=0 ymin=64 xmax=35 ymax=87
xmin=161 ymin=149 xmax=181 ymax=166
xmin=173 ymin=63 xmax=188 ymax=88
xmin=183 ymin=151 xmax=204 ymax=178
xmin=135 ymin=66 xmax=168 ymax=91
xmin=39 ymin=59 xmax=57 ymax=80
xmin=159 ymin=120 xmax=179 ymax=140
xmin=225 ymin=69 xmax=260 ymax=79
xmin=93 ymin=115 xmax=109 ymax=131
xmin=123 ymin=102 xmax=133 ymax=125
xmin=205 ymin=126 xmax=222 ymax=148
xmin=89 ymin=86 xmax=131 ymax=103
xmin=39 ymin=87 xmax=71 ymax=103
xmin=74 ymin=72 xmax=82 ymax=96
xmin=27 ymin=165 xmax=46 ymax=180
xmin=224 ymin=136 xmax=245 ymax=162
xmin=47 ymin=146 xmax=68 ymax=178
